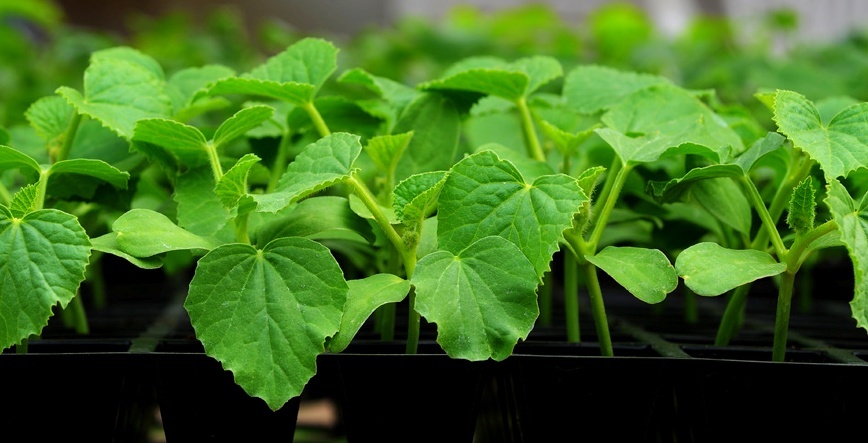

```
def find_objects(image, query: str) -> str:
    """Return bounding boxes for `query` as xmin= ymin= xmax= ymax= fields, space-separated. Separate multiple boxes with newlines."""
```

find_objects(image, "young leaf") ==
xmin=787 ymin=177 xmax=817 ymax=235
xmin=215 ymin=154 xmax=261 ymax=210
xmin=89 ymin=232 xmax=164 ymax=269
xmin=585 ymin=246 xmax=677 ymax=303
xmin=391 ymin=93 xmax=461 ymax=182
xmin=825 ymin=179 xmax=868 ymax=332
xmin=185 ymin=238 xmax=348 ymax=411
xmin=773 ymin=90 xmax=868 ymax=179
xmin=113 ymin=208 xmax=222 ymax=257
xmin=0 ymin=208 xmax=91 ymax=350
xmin=254 ymin=132 xmax=362 ymax=213
xmin=327 ymin=273 xmax=411 ymax=352
xmin=57 ymin=54 xmax=172 ymax=139
xmin=9 ymin=184 xmax=39 ymax=217
xmin=412 ymin=236 xmax=539 ymax=361
xmin=563 ymin=65 xmax=670 ymax=114
xmin=596 ymin=84 xmax=744 ymax=165
xmin=393 ymin=171 xmax=448 ymax=224
xmin=207 ymin=38 xmax=337 ymax=106
xmin=132 ymin=118 xmax=208 ymax=170
xmin=212 ymin=105 xmax=274 ymax=149
xmin=364 ymin=131 xmax=414 ymax=178
xmin=675 ymin=242 xmax=787 ymax=296
xmin=25 ymin=95 xmax=75 ymax=143
xmin=253 ymin=196 xmax=375 ymax=246
xmin=438 ymin=150 xmax=586 ymax=278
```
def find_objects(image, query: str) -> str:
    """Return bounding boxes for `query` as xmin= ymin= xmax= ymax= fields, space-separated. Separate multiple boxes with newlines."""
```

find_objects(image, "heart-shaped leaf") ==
xmin=254 ymin=132 xmax=362 ymax=213
xmin=185 ymin=237 xmax=348 ymax=410
xmin=773 ymin=90 xmax=868 ymax=179
xmin=438 ymin=150 xmax=586 ymax=278
xmin=412 ymin=236 xmax=539 ymax=361
xmin=825 ymin=179 xmax=868 ymax=332
xmin=675 ymin=242 xmax=786 ymax=296
xmin=563 ymin=65 xmax=670 ymax=114
xmin=0 ymin=208 xmax=91 ymax=350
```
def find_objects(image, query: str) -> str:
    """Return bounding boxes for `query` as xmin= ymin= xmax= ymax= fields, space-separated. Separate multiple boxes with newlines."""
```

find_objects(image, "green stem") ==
xmin=587 ymin=163 xmax=631 ymax=251
xmin=582 ymin=261 xmax=613 ymax=356
xmin=786 ymin=219 xmax=838 ymax=271
xmin=0 ymin=182 xmax=12 ymax=206
xmin=53 ymin=113 xmax=82 ymax=164
xmin=87 ymin=252 xmax=107 ymax=309
xmin=66 ymin=293 xmax=89 ymax=335
xmin=206 ymin=142 xmax=224 ymax=182
xmin=740 ymin=176 xmax=787 ymax=260
xmin=772 ymin=270 xmax=796 ymax=362
xmin=564 ymin=251 xmax=580 ymax=342
xmin=406 ymin=288 xmax=420 ymax=354
xmin=714 ymin=283 xmax=751 ymax=346
xmin=683 ymin=285 xmax=698 ymax=324
xmin=516 ymin=97 xmax=546 ymax=162
xmin=234 ymin=211 xmax=251 ymax=244
xmin=590 ymin=157 xmax=622 ymax=226
xmin=266 ymin=129 xmax=293 ymax=193
xmin=303 ymin=101 xmax=331 ymax=138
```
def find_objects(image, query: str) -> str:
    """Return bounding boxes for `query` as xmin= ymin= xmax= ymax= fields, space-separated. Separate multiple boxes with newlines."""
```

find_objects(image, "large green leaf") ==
xmin=675 ymin=242 xmax=787 ymax=296
xmin=412 ymin=236 xmax=539 ymax=361
xmin=207 ymin=38 xmax=337 ymax=106
xmin=563 ymin=64 xmax=670 ymax=114
xmin=57 ymin=54 xmax=172 ymax=139
xmin=327 ymin=273 xmax=410 ymax=352
xmin=185 ymin=238 xmax=348 ymax=410
xmin=254 ymin=132 xmax=362 ymax=213
xmin=825 ymin=180 xmax=868 ymax=332
xmin=438 ymin=150 xmax=586 ymax=278
xmin=131 ymin=118 xmax=209 ymax=170
xmin=597 ymin=84 xmax=744 ymax=165
xmin=253 ymin=196 xmax=375 ymax=246
xmin=392 ymin=93 xmax=461 ymax=182
xmin=773 ymin=90 xmax=868 ymax=179
xmin=0 ymin=208 xmax=91 ymax=350
xmin=585 ymin=246 xmax=677 ymax=303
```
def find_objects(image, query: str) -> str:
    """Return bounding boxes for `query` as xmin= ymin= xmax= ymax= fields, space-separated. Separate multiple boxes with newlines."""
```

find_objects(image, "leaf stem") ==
xmin=772 ymin=270 xmax=796 ymax=362
xmin=516 ymin=97 xmax=546 ymax=162
xmin=714 ymin=283 xmax=751 ymax=346
xmin=587 ymin=162 xmax=631 ymax=251
xmin=582 ymin=261 xmax=613 ymax=356
xmin=564 ymin=251 xmax=580 ymax=342
xmin=740 ymin=175 xmax=787 ymax=260
xmin=53 ymin=113 xmax=82 ymax=164
xmin=302 ymin=101 xmax=331 ymax=138
xmin=267 ymin=128 xmax=293 ymax=193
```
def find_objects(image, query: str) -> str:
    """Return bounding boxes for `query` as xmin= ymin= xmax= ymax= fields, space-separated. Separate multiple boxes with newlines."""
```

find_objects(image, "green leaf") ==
xmin=207 ymin=38 xmax=337 ymax=105
xmin=563 ymin=65 xmax=670 ymax=114
xmin=91 ymin=46 xmax=165 ymax=80
xmin=509 ymin=56 xmax=563 ymax=96
xmin=337 ymin=67 xmax=419 ymax=105
xmin=473 ymin=143 xmax=555 ymax=181
xmin=254 ymin=196 xmax=375 ymax=245
xmin=419 ymin=64 xmax=528 ymax=102
xmin=327 ymin=273 xmax=410 ymax=352
xmin=393 ymin=171 xmax=447 ymax=224
xmin=57 ymin=57 xmax=172 ymax=139
xmin=0 ymin=145 xmax=42 ymax=179
xmin=412 ymin=236 xmax=539 ymax=361
xmin=392 ymin=93 xmax=461 ymax=182
xmin=254 ymin=132 xmax=362 ymax=213
xmin=825 ymin=180 xmax=868 ymax=332
xmin=585 ymin=246 xmax=677 ymax=303
xmin=174 ymin=166 xmax=233 ymax=240
xmin=675 ymin=242 xmax=787 ymax=296
xmin=732 ymin=132 xmax=787 ymax=173
xmin=773 ymin=90 xmax=868 ymax=179
xmin=215 ymin=154 xmax=261 ymax=210
xmin=364 ymin=131 xmax=413 ymax=177
xmin=25 ymin=95 xmax=75 ymax=142
xmin=9 ymin=184 xmax=39 ymax=217
xmin=597 ymin=84 xmax=744 ymax=165
xmin=438 ymin=150 xmax=586 ymax=278
xmin=185 ymin=238 xmax=348 ymax=410
xmin=692 ymin=177 xmax=752 ymax=235
xmin=113 ymin=208 xmax=222 ymax=257
xmin=212 ymin=105 xmax=274 ymax=149
xmin=787 ymin=177 xmax=817 ymax=235
xmin=48 ymin=159 xmax=130 ymax=190
xmin=537 ymin=118 xmax=600 ymax=158
xmin=89 ymin=232 xmax=164 ymax=269
xmin=132 ymin=118 xmax=209 ymax=170
xmin=648 ymin=164 xmax=744 ymax=203
xmin=0 ymin=208 xmax=91 ymax=350
xmin=166 ymin=64 xmax=236 ymax=120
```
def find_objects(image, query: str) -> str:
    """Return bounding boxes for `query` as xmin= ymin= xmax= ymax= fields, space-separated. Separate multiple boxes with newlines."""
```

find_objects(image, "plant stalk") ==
xmin=772 ymin=270 xmax=796 ymax=362
xmin=564 ymin=251 xmax=580 ymax=342
xmin=582 ymin=261 xmax=613 ymax=356
xmin=303 ymin=101 xmax=331 ymax=138
xmin=266 ymin=128 xmax=293 ymax=193
xmin=516 ymin=97 xmax=546 ymax=162
xmin=53 ymin=113 xmax=82 ymax=164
